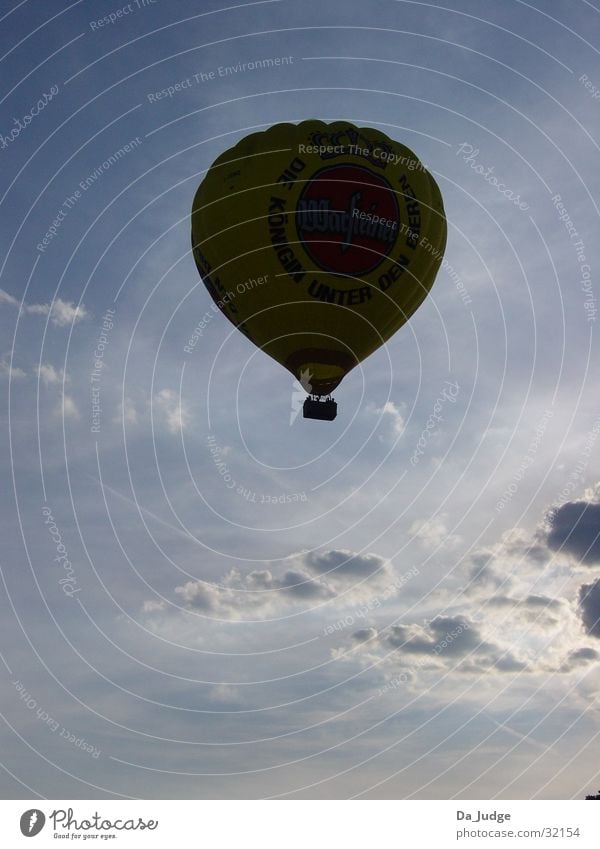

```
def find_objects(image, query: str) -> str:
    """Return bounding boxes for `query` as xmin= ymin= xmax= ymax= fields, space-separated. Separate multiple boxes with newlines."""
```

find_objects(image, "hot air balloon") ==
xmin=191 ymin=121 xmax=447 ymax=420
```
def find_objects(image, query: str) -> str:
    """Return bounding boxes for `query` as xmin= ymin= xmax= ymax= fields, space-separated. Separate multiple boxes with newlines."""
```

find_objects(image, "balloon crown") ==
xmin=307 ymin=125 xmax=394 ymax=169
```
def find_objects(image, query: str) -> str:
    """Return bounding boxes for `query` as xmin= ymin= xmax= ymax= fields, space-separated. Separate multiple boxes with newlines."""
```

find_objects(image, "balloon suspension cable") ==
xmin=303 ymin=394 xmax=337 ymax=421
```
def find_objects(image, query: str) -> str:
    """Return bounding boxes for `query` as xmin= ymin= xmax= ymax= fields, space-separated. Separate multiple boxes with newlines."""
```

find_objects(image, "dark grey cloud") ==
xmin=560 ymin=647 xmax=600 ymax=672
xmin=488 ymin=594 xmax=562 ymax=610
xmin=578 ymin=580 xmax=600 ymax=638
xmin=569 ymin=647 xmax=600 ymax=662
xmin=387 ymin=616 xmax=491 ymax=657
xmin=376 ymin=616 xmax=526 ymax=673
xmin=174 ymin=566 xmax=332 ymax=617
xmin=352 ymin=628 xmax=378 ymax=642
xmin=523 ymin=594 xmax=562 ymax=609
xmin=547 ymin=500 xmax=600 ymax=564
xmin=278 ymin=569 xmax=332 ymax=599
xmin=303 ymin=549 xmax=386 ymax=580
xmin=154 ymin=549 xmax=393 ymax=619
xmin=386 ymin=624 xmax=435 ymax=653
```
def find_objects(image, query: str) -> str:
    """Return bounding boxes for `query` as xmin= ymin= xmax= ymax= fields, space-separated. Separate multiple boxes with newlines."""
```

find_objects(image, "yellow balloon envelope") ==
xmin=191 ymin=120 xmax=447 ymax=414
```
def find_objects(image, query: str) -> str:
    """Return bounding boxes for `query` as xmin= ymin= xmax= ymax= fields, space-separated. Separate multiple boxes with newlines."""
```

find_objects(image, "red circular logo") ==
xmin=296 ymin=164 xmax=399 ymax=275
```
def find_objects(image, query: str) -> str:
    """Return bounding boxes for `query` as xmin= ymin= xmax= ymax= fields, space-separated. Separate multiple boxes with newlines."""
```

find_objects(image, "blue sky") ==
xmin=1 ymin=0 xmax=600 ymax=799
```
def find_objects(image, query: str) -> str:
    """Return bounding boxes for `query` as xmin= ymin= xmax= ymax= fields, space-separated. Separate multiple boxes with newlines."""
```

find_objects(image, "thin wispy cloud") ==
xmin=1 ymin=288 xmax=88 ymax=326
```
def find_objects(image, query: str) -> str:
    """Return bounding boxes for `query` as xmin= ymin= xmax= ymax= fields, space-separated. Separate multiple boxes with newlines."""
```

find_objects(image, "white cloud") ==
xmin=142 ymin=600 xmax=166 ymax=613
xmin=376 ymin=401 xmax=404 ymax=433
xmin=374 ymin=400 xmax=405 ymax=435
xmin=24 ymin=303 xmax=51 ymax=316
xmin=0 ymin=288 xmax=87 ymax=326
xmin=114 ymin=397 xmax=138 ymax=426
xmin=35 ymin=363 xmax=78 ymax=420
xmin=58 ymin=393 xmax=80 ymax=420
xmin=0 ymin=357 xmax=26 ymax=380
xmin=50 ymin=298 xmax=88 ymax=327
xmin=154 ymin=388 xmax=190 ymax=433
xmin=409 ymin=515 xmax=461 ymax=548
xmin=0 ymin=289 xmax=19 ymax=307
xmin=36 ymin=363 xmax=66 ymax=385
xmin=208 ymin=684 xmax=242 ymax=705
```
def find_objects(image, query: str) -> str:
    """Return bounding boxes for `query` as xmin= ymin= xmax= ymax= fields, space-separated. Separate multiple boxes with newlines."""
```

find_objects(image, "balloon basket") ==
xmin=303 ymin=395 xmax=337 ymax=421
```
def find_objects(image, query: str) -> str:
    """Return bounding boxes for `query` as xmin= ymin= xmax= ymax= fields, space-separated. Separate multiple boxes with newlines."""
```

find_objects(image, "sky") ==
xmin=1 ymin=0 xmax=600 ymax=800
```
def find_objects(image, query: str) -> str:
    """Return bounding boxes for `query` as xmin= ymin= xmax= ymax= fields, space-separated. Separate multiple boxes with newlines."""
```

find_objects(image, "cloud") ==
xmin=0 ymin=289 xmax=20 ymax=308
xmin=32 ymin=363 xmax=78 ymax=419
xmin=487 ymin=594 xmax=566 ymax=627
xmin=208 ymin=684 xmax=242 ymax=706
xmin=49 ymin=298 xmax=88 ymax=327
xmin=352 ymin=627 xmax=378 ymax=642
xmin=142 ymin=600 xmax=166 ymax=614
xmin=547 ymin=496 xmax=600 ymax=564
xmin=462 ymin=527 xmax=553 ymax=600
xmin=36 ymin=363 xmax=66 ymax=385
xmin=173 ymin=567 xmax=330 ymax=619
xmin=0 ymin=357 xmax=26 ymax=380
xmin=302 ymin=549 xmax=388 ymax=583
xmin=114 ymin=397 xmax=138 ymax=425
xmin=147 ymin=549 xmax=395 ymax=620
xmin=463 ymin=548 xmax=515 ymax=597
xmin=559 ymin=647 xmax=600 ymax=672
xmin=375 ymin=400 xmax=405 ymax=434
xmin=379 ymin=501 xmax=600 ymax=679
xmin=58 ymin=394 xmax=80 ymax=420
xmin=32 ymin=363 xmax=78 ymax=418
xmin=502 ymin=532 xmax=549 ymax=565
xmin=154 ymin=388 xmax=190 ymax=434
xmin=387 ymin=615 xmax=492 ymax=657
xmin=579 ymin=580 xmax=600 ymax=638
xmin=339 ymin=591 xmax=600 ymax=679
xmin=0 ymin=288 xmax=88 ymax=326
xmin=341 ymin=615 xmax=529 ymax=675
xmin=409 ymin=514 xmax=461 ymax=548
xmin=488 ymin=594 xmax=562 ymax=610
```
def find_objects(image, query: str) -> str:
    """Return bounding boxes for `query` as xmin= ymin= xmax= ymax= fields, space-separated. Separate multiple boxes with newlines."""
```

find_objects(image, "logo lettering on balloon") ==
xmin=296 ymin=164 xmax=400 ymax=275
xmin=306 ymin=125 xmax=394 ymax=168
xmin=266 ymin=155 xmax=424 ymax=307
